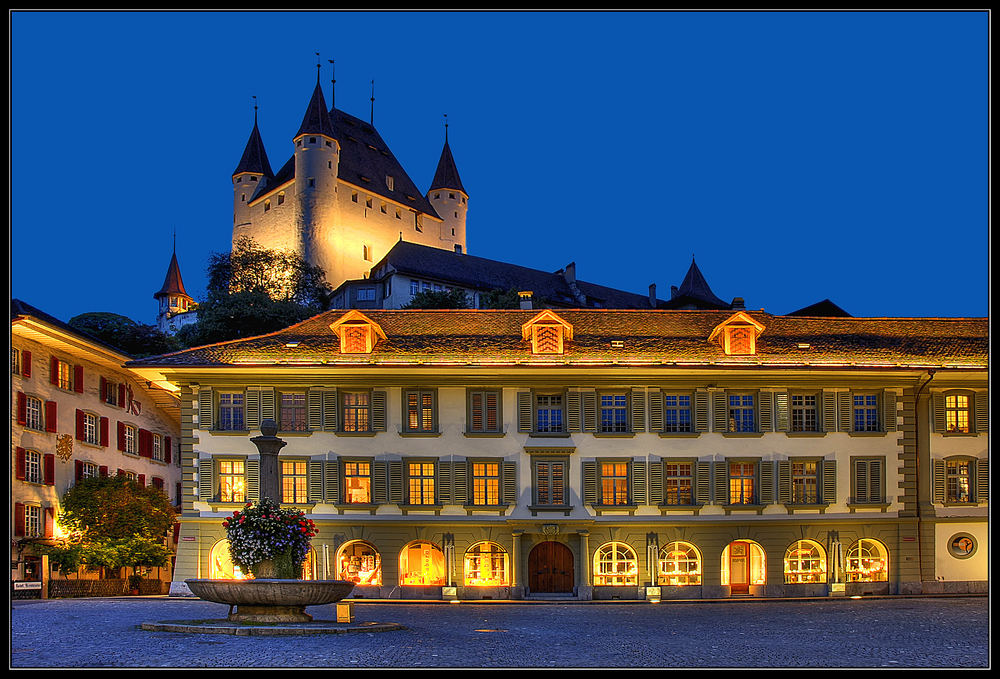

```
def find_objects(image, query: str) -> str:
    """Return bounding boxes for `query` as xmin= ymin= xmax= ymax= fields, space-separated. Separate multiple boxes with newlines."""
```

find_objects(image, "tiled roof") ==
xmin=428 ymin=140 xmax=466 ymax=194
xmin=127 ymin=308 xmax=988 ymax=370
xmin=11 ymin=299 xmax=134 ymax=358
xmin=154 ymin=251 xmax=189 ymax=299
xmin=662 ymin=258 xmax=730 ymax=309
xmin=373 ymin=241 xmax=660 ymax=309
xmin=232 ymin=117 xmax=274 ymax=178
xmin=295 ymin=80 xmax=337 ymax=139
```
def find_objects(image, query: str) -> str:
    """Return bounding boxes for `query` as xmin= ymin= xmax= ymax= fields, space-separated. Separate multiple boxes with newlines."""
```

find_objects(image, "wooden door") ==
xmin=528 ymin=541 xmax=574 ymax=593
xmin=729 ymin=541 xmax=750 ymax=594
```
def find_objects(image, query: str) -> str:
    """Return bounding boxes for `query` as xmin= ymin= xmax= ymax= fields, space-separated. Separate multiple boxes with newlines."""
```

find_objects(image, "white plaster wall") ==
xmin=934 ymin=522 xmax=988 ymax=581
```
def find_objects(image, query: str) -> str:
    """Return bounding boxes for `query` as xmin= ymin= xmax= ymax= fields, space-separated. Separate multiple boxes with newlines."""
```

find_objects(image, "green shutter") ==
xmin=453 ymin=460 xmax=468 ymax=505
xmin=373 ymin=461 xmax=387 ymax=504
xmin=198 ymin=458 xmax=214 ymax=501
xmin=648 ymin=457 xmax=663 ymax=504
xmin=975 ymin=459 xmax=988 ymax=501
xmin=821 ymin=459 xmax=836 ymax=504
xmin=307 ymin=389 xmax=323 ymax=431
xmin=517 ymin=392 xmax=532 ymax=433
xmin=632 ymin=459 xmax=647 ymax=505
xmin=198 ymin=388 xmax=214 ymax=430
xmin=260 ymin=387 xmax=275 ymax=423
xmin=838 ymin=392 xmax=852 ymax=432
xmin=822 ymin=390 xmax=837 ymax=432
xmin=323 ymin=390 xmax=338 ymax=431
xmin=695 ymin=462 xmax=711 ymax=504
xmin=869 ymin=458 xmax=883 ymax=502
xmin=694 ymin=391 xmax=710 ymax=433
xmin=388 ymin=460 xmax=403 ymax=503
xmin=932 ymin=394 xmax=946 ymax=433
xmin=567 ymin=391 xmax=582 ymax=432
xmin=853 ymin=459 xmax=867 ymax=503
xmin=307 ymin=459 xmax=324 ymax=503
xmin=778 ymin=460 xmax=791 ymax=503
xmin=502 ymin=461 xmax=517 ymax=505
xmin=582 ymin=391 xmax=597 ymax=432
xmin=583 ymin=461 xmax=598 ymax=504
xmin=245 ymin=387 xmax=261 ymax=430
xmin=758 ymin=392 xmax=773 ymax=433
xmin=759 ymin=461 xmax=774 ymax=504
xmin=932 ymin=460 xmax=946 ymax=504
xmin=325 ymin=459 xmax=340 ymax=504
xmin=246 ymin=458 xmax=260 ymax=501
xmin=648 ymin=391 xmax=664 ymax=433
xmin=973 ymin=392 xmax=988 ymax=433
xmin=438 ymin=461 xmax=453 ymax=504
xmin=775 ymin=392 xmax=789 ymax=432
xmin=882 ymin=390 xmax=897 ymax=432
xmin=372 ymin=390 xmax=387 ymax=432
xmin=713 ymin=461 xmax=728 ymax=504
xmin=713 ymin=392 xmax=728 ymax=432
xmin=631 ymin=388 xmax=646 ymax=433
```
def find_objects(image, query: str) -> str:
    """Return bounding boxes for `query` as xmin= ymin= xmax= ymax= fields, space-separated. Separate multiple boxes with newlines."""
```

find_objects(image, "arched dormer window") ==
xmin=521 ymin=311 xmax=574 ymax=355
xmin=329 ymin=310 xmax=386 ymax=354
xmin=708 ymin=312 xmax=766 ymax=356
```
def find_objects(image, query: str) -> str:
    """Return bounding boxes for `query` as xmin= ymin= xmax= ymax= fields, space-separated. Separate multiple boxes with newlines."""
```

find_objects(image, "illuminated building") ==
xmin=153 ymin=244 xmax=198 ymax=335
xmin=11 ymin=300 xmax=183 ymax=597
xmin=128 ymin=308 xmax=988 ymax=600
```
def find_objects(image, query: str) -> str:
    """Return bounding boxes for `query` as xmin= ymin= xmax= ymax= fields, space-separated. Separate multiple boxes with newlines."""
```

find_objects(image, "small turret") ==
xmin=232 ymin=101 xmax=273 ymax=235
xmin=427 ymin=116 xmax=468 ymax=253
xmin=153 ymin=237 xmax=197 ymax=334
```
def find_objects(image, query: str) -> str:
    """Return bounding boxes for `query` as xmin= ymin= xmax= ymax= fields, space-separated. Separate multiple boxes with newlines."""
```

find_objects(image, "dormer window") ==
xmin=522 ymin=311 xmax=574 ymax=355
xmin=329 ymin=310 xmax=386 ymax=355
xmin=708 ymin=312 xmax=766 ymax=356
xmin=386 ymin=175 xmax=394 ymax=191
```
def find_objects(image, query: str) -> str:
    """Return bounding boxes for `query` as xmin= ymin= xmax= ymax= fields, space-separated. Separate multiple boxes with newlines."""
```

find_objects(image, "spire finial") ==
xmin=252 ymin=95 xmax=258 ymax=125
xmin=370 ymin=79 xmax=375 ymax=126
xmin=328 ymin=59 xmax=335 ymax=112
xmin=315 ymin=52 xmax=321 ymax=84
xmin=444 ymin=113 xmax=448 ymax=143
xmin=172 ymin=228 xmax=176 ymax=255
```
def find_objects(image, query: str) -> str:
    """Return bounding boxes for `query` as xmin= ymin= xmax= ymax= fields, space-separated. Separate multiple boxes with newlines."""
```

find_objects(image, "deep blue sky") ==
xmin=11 ymin=11 xmax=989 ymax=326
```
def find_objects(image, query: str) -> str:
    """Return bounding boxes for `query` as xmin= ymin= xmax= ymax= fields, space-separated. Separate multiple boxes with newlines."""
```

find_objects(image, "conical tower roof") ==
xmin=429 ymin=139 xmax=466 ymax=194
xmin=154 ymin=251 xmax=190 ymax=300
xmin=233 ymin=113 xmax=273 ymax=178
xmin=664 ymin=258 xmax=729 ymax=309
xmin=295 ymin=78 xmax=336 ymax=140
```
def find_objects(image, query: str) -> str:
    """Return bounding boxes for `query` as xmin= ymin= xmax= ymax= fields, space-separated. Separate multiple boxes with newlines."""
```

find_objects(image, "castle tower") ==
xmin=427 ymin=120 xmax=469 ymax=253
xmin=293 ymin=70 xmax=340 ymax=275
xmin=232 ymin=103 xmax=274 ymax=243
xmin=153 ymin=240 xmax=198 ymax=334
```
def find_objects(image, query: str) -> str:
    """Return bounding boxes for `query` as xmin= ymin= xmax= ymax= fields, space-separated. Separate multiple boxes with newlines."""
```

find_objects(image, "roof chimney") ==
xmin=562 ymin=262 xmax=576 ymax=284
xmin=648 ymin=283 xmax=657 ymax=308
xmin=731 ymin=297 xmax=745 ymax=310
xmin=518 ymin=291 xmax=534 ymax=310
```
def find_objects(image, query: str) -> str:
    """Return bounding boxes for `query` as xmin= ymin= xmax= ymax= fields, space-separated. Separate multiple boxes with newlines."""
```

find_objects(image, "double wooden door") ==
xmin=528 ymin=541 xmax=574 ymax=593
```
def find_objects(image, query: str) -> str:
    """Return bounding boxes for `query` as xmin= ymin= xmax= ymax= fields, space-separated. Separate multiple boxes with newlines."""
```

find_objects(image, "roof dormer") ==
xmin=521 ymin=310 xmax=574 ymax=355
xmin=708 ymin=312 xmax=766 ymax=356
xmin=329 ymin=310 xmax=386 ymax=354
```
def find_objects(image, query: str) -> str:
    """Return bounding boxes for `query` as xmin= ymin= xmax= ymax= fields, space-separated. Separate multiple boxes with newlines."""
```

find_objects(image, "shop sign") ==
xmin=13 ymin=581 xmax=42 ymax=590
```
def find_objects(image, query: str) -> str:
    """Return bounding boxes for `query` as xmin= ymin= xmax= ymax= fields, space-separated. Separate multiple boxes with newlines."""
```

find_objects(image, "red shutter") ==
xmin=75 ymin=459 xmax=84 ymax=481
xmin=16 ymin=447 xmax=26 ymax=480
xmin=164 ymin=436 xmax=172 ymax=464
xmin=152 ymin=476 xmax=163 ymax=490
xmin=44 ymin=507 xmax=54 ymax=538
xmin=100 ymin=417 xmax=109 ymax=447
xmin=176 ymin=483 xmax=182 ymax=507
xmin=44 ymin=401 xmax=57 ymax=432
xmin=73 ymin=365 xmax=84 ymax=393
xmin=100 ymin=377 xmax=107 ymax=402
xmin=117 ymin=468 xmax=126 ymax=477
xmin=75 ymin=409 xmax=85 ymax=440
xmin=44 ymin=454 xmax=55 ymax=485
xmin=22 ymin=350 xmax=31 ymax=378
xmin=50 ymin=357 xmax=59 ymax=386
xmin=139 ymin=429 xmax=151 ymax=458
xmin=172 ymin=521 xmax=181 ymax=543
xmin=14 ymin=503 xmax=25 ymax=537
xmin=98 ymin=465 xmax=108 ymax=477
xmin=117 ymin=421 xmax=126 ymax=451
xmin=118 ymin=384 xmax=126 ymax=407
xmin=138 ymin=474 xmax=146 ymax=486
xmin=17 ymin=392 xmax=26 ymax=425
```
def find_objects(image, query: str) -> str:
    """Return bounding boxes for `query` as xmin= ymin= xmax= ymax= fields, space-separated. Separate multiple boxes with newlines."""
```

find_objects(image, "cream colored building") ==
xmin=231 ymin=75 xmax=467 ymax=293
xmin=11 ymin=300 xmax=182 ymax=595
xmin=128 ymin=307 xmax=988 ymax=600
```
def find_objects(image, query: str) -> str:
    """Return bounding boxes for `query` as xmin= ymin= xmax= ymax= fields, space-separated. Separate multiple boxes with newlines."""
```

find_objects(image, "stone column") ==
xmin=250 ymin=419 xmax=287 ymax=503
xmin=510 ymin=530 xmax=524 ymax=599
xmin=578 ymin=530 xmax=592 ymax=600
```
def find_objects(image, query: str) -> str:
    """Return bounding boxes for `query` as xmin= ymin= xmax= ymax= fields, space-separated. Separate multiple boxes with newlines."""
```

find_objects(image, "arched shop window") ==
xmin=464 ymin=542 xmax=509 ymax=586
xmin=210 ymin=539 xmax=245 ymax=580
xmin=846 ymin=538 xmax=889 ymax=582
xmin=784 ymin=540 xmax=827 ymax=584
xmin=399 ymin=541 xmax=446 ymax=586
xmin=657 ymin=541 xmax=702 ymax=586
xmin=720 ymin=541 xmax=767 ymax=586
xmin=337 ymin=540 xmax=381 ymax=586
xmin=593 ymin=542 xmax=638 ymax=586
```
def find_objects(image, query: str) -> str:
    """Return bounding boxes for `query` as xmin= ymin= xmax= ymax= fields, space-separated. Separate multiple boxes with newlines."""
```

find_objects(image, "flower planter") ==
xmin=185 ymin=578 xmax=355 ymax=623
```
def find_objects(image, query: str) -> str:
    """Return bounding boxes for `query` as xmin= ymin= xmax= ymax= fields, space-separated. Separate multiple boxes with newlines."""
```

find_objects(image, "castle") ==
xmin=230 ymin=71 xmax=468 ymax=292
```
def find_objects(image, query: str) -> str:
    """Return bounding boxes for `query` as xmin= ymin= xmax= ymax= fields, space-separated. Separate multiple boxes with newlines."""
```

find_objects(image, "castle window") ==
xmin=308 ymin=178 xmax=315 ymax=188
xmin=362 ymin=244 xmax=372 ymax=262
xmin=352 ymin=191 xmax=359 ymax=203
xmin=386 ymin=175 xmax=394 ymax=191
xmin=366 ymin=197 xmax=373 ymax=209
xmin=380 ymin=202 xmax=387 ymax=214
xmin=434 ymin=193 xmax=440 ymax=199
xmin=310 ymin=136 xmax=316 ymax=144
xmin=395 ymin=208 xmax=401 ymax=219
xmin=250 ymin=176 xmax=257 ymax=181
xmin=449 ymin=192 xmax=456 ymax=199
xmin=264 ymin=200 xmax=271 ymax=212
xmin=326 ymin=140 xmax=332 ymax=147
xmin=329 ymin=161 xmax=332 ymax=169
xmin=277 ymin=193 xmax=284 ymax=206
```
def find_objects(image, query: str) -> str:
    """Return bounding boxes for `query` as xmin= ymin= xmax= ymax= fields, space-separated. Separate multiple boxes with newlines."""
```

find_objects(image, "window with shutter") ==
xmin=403 ymin=389 xmax=436 ymax=433
xmin=468 ymin=390 xmax=501 ymax=433
xmin=851 ymin=457 xmax=884 ymax=504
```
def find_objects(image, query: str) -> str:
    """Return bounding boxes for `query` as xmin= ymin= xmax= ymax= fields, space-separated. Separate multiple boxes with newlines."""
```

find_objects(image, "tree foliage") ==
xmin=402 ymin=288 xmax=470 ymax=309
xmin=59 ymin=475 xmax=177 ymax=543
xmin=174 ymin=290 xmax=319 ymax=347
xmin=478 ymin=288 xmax=522 ymax=309
xmin=208 ymin=236 xmax=332 ymax=309
xmin=68 ymin=312 xmax=180 ymax=358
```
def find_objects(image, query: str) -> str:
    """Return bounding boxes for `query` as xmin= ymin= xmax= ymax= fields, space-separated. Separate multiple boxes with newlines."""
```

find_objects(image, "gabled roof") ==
xmin=11 ymin=299 xmax=133 ymax=359
xmin=428 ymin=140 xmax=466 ymax=194
xmin=154 ymin=251 xmax=190 ymax=300
xmin=368 ymin=240 xmax=663 ymax=309
xmin=233 ymin=115 xmax=274 ymax=178
xmin=786 ymin=299 xmax=852 ymax=317
xmin=662 ymin=258 xmax=730 ymax=310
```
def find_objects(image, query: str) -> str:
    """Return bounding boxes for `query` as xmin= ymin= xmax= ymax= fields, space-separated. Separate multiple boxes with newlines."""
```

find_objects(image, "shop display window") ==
xmin=784 ymin=539 xmax=827 ymax=584
xmin=399 ymin=541 xmax=446 ymax=586
xmin=657 ymin=541 xmax=702 ymax=586
xmin=464 ymin=542 xmax=509 ymax=586
xmin=338 ymin=540 xmax=381 ymax=585
xmin=846 ymin=538 xmax=888 ymax=582
xmin=593 ymin=542 xmax=638 ymax=586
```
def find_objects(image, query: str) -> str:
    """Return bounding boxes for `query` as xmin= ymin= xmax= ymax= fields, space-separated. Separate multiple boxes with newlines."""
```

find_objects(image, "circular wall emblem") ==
xmin=948 ymin=533 xmax=977 ymax=559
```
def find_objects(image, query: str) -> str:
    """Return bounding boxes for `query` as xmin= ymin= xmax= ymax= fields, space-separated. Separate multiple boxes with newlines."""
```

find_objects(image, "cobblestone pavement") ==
xmin=10 ymin=596 xmax=989 ymax=668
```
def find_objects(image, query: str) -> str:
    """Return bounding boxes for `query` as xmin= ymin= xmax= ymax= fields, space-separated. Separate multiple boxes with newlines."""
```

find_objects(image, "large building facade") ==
xmin=128 ymin=308 xmax=988 ymax=600
xmin=11 ymin=300 xmax=183 ymax=596
xmin=231 ymin=76 xmax=468 ymax=293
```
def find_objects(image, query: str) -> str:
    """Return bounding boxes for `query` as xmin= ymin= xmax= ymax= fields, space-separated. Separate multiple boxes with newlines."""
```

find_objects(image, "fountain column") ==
xmin=250 ymin=419 xmax=286 ymax=502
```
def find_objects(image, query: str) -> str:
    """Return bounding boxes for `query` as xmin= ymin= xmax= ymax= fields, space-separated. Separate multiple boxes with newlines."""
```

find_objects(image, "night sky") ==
xmin=10 ymin=11 xmax=989 ymax=327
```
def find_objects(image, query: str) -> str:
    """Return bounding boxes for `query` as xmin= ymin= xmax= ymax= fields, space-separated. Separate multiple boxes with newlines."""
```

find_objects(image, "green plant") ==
xmin=222 ymin=498 xmax=317 ymax=579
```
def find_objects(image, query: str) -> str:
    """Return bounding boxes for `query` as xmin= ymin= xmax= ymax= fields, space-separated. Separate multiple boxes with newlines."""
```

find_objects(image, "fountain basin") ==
xmin=186 ymin=579 xmax=355 ymax=623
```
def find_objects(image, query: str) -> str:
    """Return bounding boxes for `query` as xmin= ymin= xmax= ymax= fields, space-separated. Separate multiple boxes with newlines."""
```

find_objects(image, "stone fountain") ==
xmin=186 ymin=420 xmax=354 ymax=623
